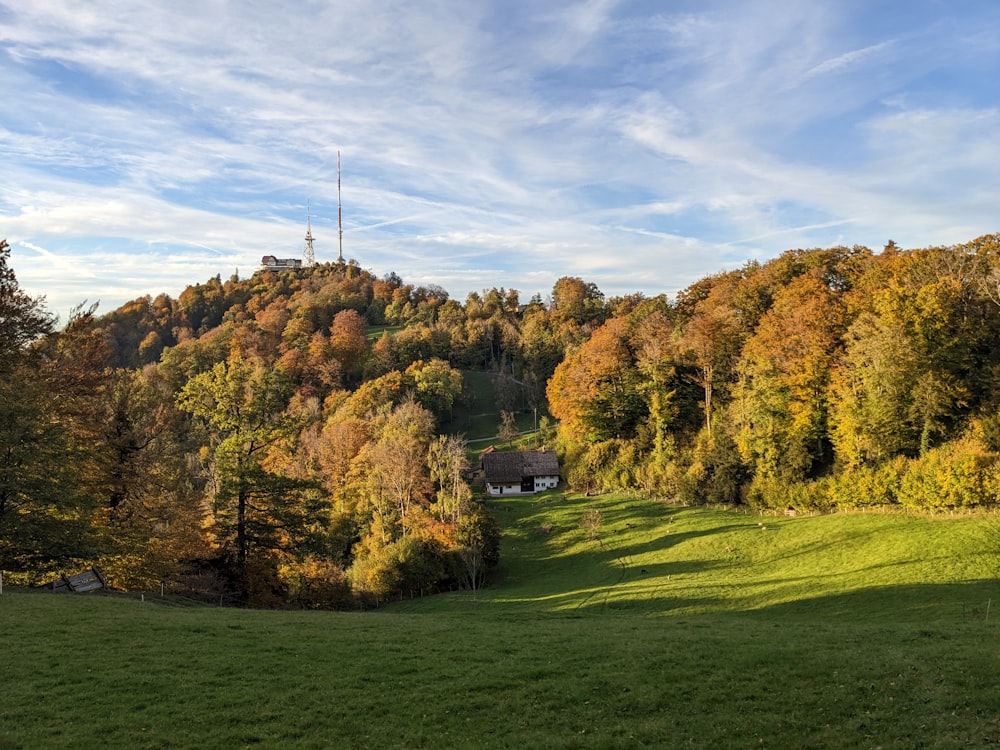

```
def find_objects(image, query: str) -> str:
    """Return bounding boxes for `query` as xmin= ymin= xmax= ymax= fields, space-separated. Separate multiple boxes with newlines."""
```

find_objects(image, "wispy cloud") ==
xmin=1 ymin=0 xmax=998 ymax=318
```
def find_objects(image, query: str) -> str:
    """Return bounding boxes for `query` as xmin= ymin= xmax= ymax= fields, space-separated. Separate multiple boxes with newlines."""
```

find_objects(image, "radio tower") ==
xmin=303 ymin=200 xmax=316 ymax=267
xmin=337 ymin=150 xmax=344 ymax=263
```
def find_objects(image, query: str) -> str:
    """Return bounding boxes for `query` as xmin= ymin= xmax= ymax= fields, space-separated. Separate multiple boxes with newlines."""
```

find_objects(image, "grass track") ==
xmin=3 ymin=494 xmax=1000 ymax=749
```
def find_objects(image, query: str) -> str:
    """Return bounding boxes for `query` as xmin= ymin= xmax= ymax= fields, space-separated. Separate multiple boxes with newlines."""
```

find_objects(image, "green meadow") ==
xmin=442 ymin=370 xmax=541 ymax=441
xmin=3 ymin=492 xmax=999 ymax=749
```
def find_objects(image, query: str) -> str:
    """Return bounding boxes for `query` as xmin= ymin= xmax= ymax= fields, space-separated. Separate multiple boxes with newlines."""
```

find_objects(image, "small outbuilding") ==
xmin=483 ymin=449 xmax=560 ymax=496
xmin=43 ymin=567 xmax=106 ymax=593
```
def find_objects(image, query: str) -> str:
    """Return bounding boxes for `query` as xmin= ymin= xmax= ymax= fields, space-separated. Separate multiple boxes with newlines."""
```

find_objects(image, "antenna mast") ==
xmin=337 ymin=150 xmax=344 ymax=263
xmin=304 ymin=199 xmax=316 ymax=267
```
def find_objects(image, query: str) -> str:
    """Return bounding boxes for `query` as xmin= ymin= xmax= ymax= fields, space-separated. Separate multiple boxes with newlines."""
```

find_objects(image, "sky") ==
xmin=2 ymin=1 xmax=999 ymax=321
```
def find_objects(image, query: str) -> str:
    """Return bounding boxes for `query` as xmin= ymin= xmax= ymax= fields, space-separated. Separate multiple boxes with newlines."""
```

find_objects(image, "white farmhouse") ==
xmin=483 ymin=450 xmax=560 ymax=496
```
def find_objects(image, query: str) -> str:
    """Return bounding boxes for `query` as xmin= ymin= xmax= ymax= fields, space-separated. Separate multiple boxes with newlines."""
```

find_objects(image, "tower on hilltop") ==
xmin=337 ymin=150 xmax=344 ymax=263
xmin=303 ymin=202 xmax=316 ymax=267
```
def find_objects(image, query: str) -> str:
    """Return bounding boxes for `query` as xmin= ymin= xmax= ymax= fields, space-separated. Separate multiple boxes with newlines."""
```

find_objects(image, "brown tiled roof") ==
xmin=483 ymin=450 xmax=559 ymax=483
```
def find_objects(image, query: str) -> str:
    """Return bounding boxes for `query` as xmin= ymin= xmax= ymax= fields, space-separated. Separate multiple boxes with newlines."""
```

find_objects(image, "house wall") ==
xmin=533 ymin=475 xmax=559 ymax=492
xmin=487 ymin=475 xmax=560 ymax=496
xmin=487 ymin=482 xmax=530 ymax=496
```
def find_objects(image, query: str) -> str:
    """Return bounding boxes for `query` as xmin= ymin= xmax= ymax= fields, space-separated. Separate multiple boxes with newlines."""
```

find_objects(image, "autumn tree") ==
xmin=0 ymin=244 xmax=106 ymax=576
xmin=177 ymin=356 xmax=319 ymax=603
xmin=346 ymin=399 xmax=435 ymax=544
xmin=551 ymin=276 xmax=606 ymax=327
xmin=328 ymin=308 xmax=369 ymax=384
xmin=454 ymin=503 xmax=501 ymax=595
xmin=427 ymin=435 xmax=472 ymax=523
xmin=547 ymin=317 xmax=644 ymax=442
xmin=90 ymin=366 xmax=210 ymax=588
xmin=675 ymin=276 xmax=743 ymax=436
xmin=735 ymin=271 xmax=846 ymax=482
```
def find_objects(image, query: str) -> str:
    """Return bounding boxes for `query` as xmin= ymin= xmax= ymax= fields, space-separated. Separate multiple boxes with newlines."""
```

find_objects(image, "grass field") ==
xmin=442 ymin=370 xmax=542 ymax=442
xmin=3 ymin=492 xmax=1000 ymax=749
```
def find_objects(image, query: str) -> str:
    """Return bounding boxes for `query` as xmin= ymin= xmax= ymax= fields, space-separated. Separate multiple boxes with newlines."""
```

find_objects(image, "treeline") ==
xmin=547 ymin=235 xmax=1000 ymax=512
xmin=4 ymin=233 xmax=1000 ymax=606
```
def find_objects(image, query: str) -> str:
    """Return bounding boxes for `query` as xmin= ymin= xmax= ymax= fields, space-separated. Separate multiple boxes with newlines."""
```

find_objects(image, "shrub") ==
xmin=898 ymin=437 xmax=999 ymax=509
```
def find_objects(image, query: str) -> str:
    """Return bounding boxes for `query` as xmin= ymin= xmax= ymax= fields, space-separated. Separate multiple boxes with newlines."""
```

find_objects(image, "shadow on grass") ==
xmin=471 ymin=492 xmax=1000 ymax=623
xmin=750 ymin=578 xmax=1000 ymax=622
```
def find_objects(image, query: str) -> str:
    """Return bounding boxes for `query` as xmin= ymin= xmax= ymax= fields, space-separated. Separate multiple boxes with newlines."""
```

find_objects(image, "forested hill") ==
xmin=3 ymin=233 xmax=1000 ymax=608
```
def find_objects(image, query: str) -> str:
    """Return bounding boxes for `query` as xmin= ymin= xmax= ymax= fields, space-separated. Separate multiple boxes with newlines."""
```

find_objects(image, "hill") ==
xmin=3 ymin=494 xmax=999 ymax=748
xmin=9 ymin=234 xmax=1000 ymax=611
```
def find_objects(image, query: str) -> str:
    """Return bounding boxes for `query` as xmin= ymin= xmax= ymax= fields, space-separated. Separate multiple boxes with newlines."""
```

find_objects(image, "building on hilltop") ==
xmin=260 ymin=255 xmax=304 ymax=271
xmin=259 ymin=156 xmax=345 ymax=273
xmin=259 ymin=211 xmax=318 ymax=272
xmin=483 ymin=449 xmax=560 ymax=496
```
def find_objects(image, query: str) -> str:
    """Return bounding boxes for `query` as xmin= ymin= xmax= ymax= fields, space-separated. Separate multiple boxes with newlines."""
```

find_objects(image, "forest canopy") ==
xmin=3 ymin=233 xmax=1000 ymax=607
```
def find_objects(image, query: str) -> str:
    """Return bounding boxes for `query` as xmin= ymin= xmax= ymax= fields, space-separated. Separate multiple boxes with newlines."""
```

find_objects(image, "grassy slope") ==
xmin=442 ymin=370 xmax=540 ymax=442
xmin=403 ymin=493 xmax=1000 ymax=621
xmin=3 ymin=494 xmax=1000 ymax=749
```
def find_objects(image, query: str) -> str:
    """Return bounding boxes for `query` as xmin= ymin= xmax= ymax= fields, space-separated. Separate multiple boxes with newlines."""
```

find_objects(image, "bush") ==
xmin=898 ymin=437 xmax=999 ymax=510
xmin=281 ymin=558 xmax=352 ymax=609
xmin=745 ymin=477 xmax=821 ymax=512
xmin=826 ymin=458 xmax=906 ymax=509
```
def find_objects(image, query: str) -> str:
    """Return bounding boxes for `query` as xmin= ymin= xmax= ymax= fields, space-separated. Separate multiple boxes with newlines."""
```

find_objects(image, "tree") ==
xmin=551 ymin=276 xmax=605 ymax=326
xmin=0 ymin=239 xmax=54 ymax=367
xmin=676 ymin=280 xmax=743 ymax=436
xmin=830 ymin=248 xmax=977 ymax=467
xmin=0 ymin=244 xmax=98 ymax=576
xmin=89 ymin=367 xmax=210 ymax=588
xmin=454 ymin=503 xmax=501 ymax=595
xmin=406 ymin=358 xmax=463 ymax=421
xmin=735 ymin=271 xmax=845 ymax=481
xmin=631 ymin=307 xmax=681 ymax=462
xmin=498 ymin=409 xmax=519 ymax=446
xmin=547 ymin=317 xmax=644 ymax=441
xmin=427 ymin=435 xmax=472 ymax=523
xmin=347 ymin=400 xmax=435 ymax=544
xmin=579 ymin=507 xmax=602 ymax=541
xmin=0 ymin=365 xmax=94 ymax=574
xmin=328 ymin=308 xmax=369 ymax=383
xmin=176 ymin=356 xmax=317 ymax=603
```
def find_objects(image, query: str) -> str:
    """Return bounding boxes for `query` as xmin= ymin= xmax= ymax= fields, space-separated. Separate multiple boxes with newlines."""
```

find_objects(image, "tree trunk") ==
xmin=237 ymin=479 xmax=249 ymax=603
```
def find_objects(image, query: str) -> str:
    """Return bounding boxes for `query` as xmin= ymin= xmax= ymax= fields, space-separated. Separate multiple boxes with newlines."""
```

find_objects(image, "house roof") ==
xmin=483 ymin=450 xmax=559 ymax=483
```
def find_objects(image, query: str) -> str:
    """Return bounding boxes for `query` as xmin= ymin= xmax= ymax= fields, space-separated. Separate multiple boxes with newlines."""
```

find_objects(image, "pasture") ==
xmin=3 ymin=492 xmax=999 ymax=748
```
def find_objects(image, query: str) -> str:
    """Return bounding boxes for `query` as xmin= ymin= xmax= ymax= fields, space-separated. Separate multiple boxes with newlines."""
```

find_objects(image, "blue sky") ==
xmin=2 ymin=1 xmax=998 ymax=320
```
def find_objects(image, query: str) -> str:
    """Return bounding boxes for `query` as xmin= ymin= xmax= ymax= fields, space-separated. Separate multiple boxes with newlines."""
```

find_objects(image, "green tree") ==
xmin=176 ymin=356 xmax=317 ymax=603
xmin=0 ymin=239 xmax=56 ymax=365
xmin=406 ymin=357 xmax=463 ymax=421
xmin=454 ymin=503 xmax=501 ymax=595
xmin=0 ymin=243 xmax=98 ymax=576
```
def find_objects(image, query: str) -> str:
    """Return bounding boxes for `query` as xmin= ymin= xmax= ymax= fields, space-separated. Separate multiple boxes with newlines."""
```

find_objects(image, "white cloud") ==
xmin=0 ymin=1 xmax=998 ymax=321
